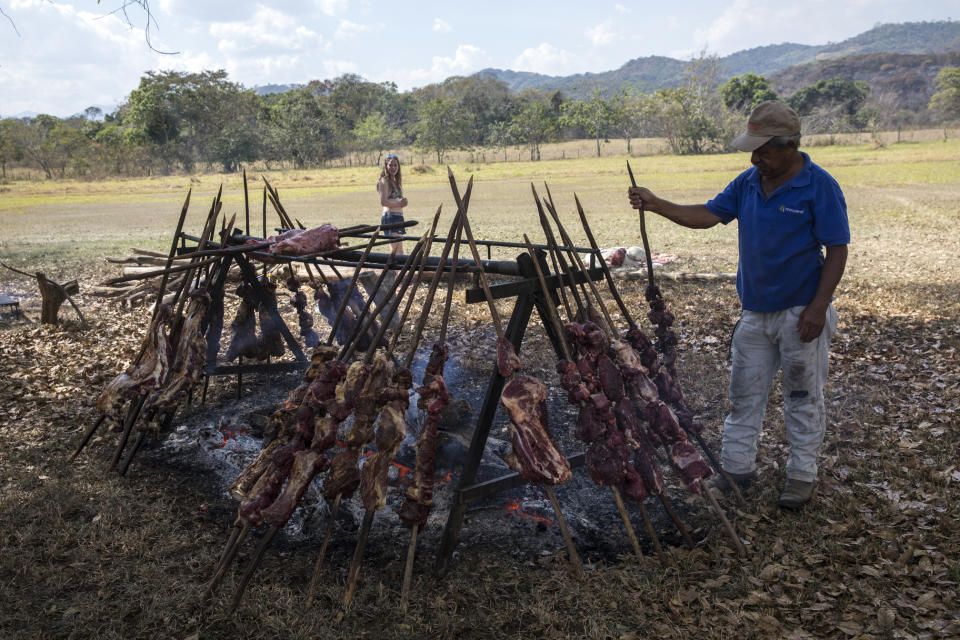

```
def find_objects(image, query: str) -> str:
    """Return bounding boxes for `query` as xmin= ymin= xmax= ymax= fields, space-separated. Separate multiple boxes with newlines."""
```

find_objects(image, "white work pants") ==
xmin=721 ymin=304 xmax=838 ymax=483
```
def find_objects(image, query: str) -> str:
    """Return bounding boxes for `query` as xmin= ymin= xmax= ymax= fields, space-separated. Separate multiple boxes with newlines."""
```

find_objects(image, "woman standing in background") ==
xmin=378 ymin=154 xmax=407 ymax=254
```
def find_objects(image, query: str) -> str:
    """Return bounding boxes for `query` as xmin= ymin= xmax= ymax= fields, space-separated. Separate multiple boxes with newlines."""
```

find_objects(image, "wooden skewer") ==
xmin=626 ymin=162 xmax=657 ymax=291
xmin=400 ymin=521 xmax=419 ymax=613
xmin=699 ymin=480 xmax=747 ymax=557
xmin=572 ymin=194 xmax=635 ymax=327
xmin=204 ymin=523 xmax=250 ymax=600
xmin=610 ymin=485 xmax=646 ymax=565
xmin=637 ymin=500 xmax=667 ymax=562
xmin=389 ymin=208 xmax=443 ymax=353
xmin=305 ymin=494 xmax=341 ymax=607
xmin=227 ymin=523 xmax=281 ymax=615
xmin=399 ymin=203 xmax=470 ymax=611
xmin=342 ymin=511 xmax=374 ymax=608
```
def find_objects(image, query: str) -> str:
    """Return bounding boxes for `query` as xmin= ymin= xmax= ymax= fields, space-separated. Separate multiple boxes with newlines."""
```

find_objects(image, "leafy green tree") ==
xmin=352 ymin=112 xmax=400 ymax=164
xmin=720 ymin=73 xmax=778 ymax=111
xmin=485 ymin=120 xmax=514 ymax=162
xmin=441 ymin=75 xmax=517 ymax=146
xmin=125 ymin=69 xmax=256 ymax=172
xmin=261 ymin=88 xmax=335 ymax=168
xmin=508 ymin=98 xmax=557 ymax=161
xmin=609 ymin=89 xmax=656 ymax=154
xmin=0 ymin=118 xmax=24 ymax=179
xmin=787 ymin=78 xmax=870 ymax=116
xmin=929 ymin=67 xmax=960 ymax=120
xmin=413 ymin=95 xmax=468 ymax=163
xmin=560 ymin=90 xmax=615 ymax=157
xmin=649 ymin=54 xmax=732 ymax=154
xmin=6 ymin=115 xmax=59 ymax=178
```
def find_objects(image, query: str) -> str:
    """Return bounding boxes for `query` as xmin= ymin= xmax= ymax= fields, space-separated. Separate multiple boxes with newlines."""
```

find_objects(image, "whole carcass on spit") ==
xmin=96 ymin=303 xmax=174 ymax=426
xmin=141 ymin=290 xmax=210 ymax=426
xmin=253 ymin=275 xmax=285 ymax=360
xmin=398 ymin=343 xmax=450 ymax=527
xmin=226 ymin=282 xmax=259 ymax=361
xmin=285 ymin=275 xmax=319 ymax=349
xmin=268 ymin=224 xmax=339 ymax=257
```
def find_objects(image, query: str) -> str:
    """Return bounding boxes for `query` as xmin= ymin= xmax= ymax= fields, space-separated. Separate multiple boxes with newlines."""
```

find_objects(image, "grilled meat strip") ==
xmin=399 ymin=342 xmax=450 ymax=528
xmin=360 ymin=366 xmax=413 ymax=512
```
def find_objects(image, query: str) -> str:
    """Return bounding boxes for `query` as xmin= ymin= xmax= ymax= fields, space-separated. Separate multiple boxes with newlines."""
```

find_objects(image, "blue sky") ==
xmin=0 ymin=0 xmax=956 ymax=117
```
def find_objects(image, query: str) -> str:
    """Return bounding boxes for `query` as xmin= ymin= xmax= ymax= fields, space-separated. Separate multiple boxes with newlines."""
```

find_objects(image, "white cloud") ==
xmin=614 ymin=3 xmax=630 ymax=14
xmin=335 ymin=19 xmax=369 ymax=39
xmin=586 ymin=22 xmax=617 ymax=46
xmin=323 ymin=59 xmax=359 ymax=77
xmin=391 ymin=44 xmax=490 ymax=88
xmin=512 ymin=43 xmax=575 ymax=75
xmin=433 ymin=18 xmax=451 ymax=33
xmin=317 ymin=0 xmax=348 ymax=16
xmin=210 ymin=6 xmax=320 ymax=52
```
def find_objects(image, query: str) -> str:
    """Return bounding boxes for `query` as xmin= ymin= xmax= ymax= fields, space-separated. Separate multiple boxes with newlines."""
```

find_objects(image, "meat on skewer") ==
xmin=95 ymin=303 xmax=174 ymax=426
xmin=226 ymin=282 xmax=259 ymax=361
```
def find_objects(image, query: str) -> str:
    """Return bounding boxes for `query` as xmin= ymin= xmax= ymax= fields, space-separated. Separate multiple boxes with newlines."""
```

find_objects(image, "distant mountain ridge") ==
xmin=473 ymin=20 xmax=960 ymax=98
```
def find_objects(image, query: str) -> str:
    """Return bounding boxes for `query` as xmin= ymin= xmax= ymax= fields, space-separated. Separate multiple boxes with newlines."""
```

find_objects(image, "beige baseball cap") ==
xmin=730 ymin=101 xmax=801 ymax=152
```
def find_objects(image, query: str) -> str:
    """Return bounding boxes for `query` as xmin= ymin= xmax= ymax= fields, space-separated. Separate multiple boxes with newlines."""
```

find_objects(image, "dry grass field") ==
xmin=0 ymin=137 xmax=958 ymax=639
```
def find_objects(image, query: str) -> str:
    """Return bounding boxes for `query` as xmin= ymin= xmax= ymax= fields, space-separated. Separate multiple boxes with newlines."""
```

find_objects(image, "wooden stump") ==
xmin=36 ymin=272 xmax=80 ymax=325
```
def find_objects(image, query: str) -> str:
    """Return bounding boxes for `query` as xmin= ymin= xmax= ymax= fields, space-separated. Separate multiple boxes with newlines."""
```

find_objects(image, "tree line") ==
xmin=2 ymin=59 xmax=959 ymax=180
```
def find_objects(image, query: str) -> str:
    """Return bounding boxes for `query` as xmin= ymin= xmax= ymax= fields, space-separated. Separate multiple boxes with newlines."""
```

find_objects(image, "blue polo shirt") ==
xmin=705 ymin=152 xmax=849 ymax=312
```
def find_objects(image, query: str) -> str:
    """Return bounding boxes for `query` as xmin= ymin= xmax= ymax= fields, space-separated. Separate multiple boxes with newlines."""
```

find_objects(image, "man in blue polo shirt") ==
xmin=627 ymin=101 xmax=849 ymax=509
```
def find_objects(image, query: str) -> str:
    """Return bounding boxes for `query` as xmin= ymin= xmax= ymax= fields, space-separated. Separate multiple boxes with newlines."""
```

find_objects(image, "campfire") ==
xmin=70 ymin=166 xmax=749 ymax=615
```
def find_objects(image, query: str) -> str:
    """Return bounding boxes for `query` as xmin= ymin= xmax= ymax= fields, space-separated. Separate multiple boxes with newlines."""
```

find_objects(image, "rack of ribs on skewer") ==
xmin=399 ymin=342 xmax=450 ymax=528
xmin=141 ymin=290 xmax=211 ymax=426
xmin=95 ymin=303 xmax=174 ymax=426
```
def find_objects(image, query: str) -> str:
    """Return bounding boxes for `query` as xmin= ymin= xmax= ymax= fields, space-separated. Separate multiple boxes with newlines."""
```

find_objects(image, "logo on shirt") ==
xmin=779 ymin=205 xmax=805 ymax=215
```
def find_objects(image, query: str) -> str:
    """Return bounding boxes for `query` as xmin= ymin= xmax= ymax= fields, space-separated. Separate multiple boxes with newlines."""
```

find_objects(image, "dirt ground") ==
xmin=0 ymin=241 xmax=958 ymax=640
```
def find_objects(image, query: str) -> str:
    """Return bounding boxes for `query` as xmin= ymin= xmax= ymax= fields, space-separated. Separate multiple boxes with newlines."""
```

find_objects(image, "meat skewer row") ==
xmin=305 ymin=238 xmax=429 ymax=595
xmin=541 ymin=194 xmax=719 ymax=539
xmin=443 ymin=171 xmax=583 ymax=577
xmin=111 ymin=208 xmax=229 ymax=472
xmin=523 ymin=233 xmax=654 ymax=563
xmin=207 ymin=232 xmax=385 ymax=600
xmin=583 ymin=182 xmax=741 ymax=506
xmin=340 ymin=230 xmax=443 ymax=608
xmin=224 ymin=236 xmax=429 ymax=615
xmin=70 ymin=192 xmax=203 ymax=461
xmin=398 ymin=204 xmax=467 ymax=611
xmin=535 ymin=191 xmax=675 ymax=556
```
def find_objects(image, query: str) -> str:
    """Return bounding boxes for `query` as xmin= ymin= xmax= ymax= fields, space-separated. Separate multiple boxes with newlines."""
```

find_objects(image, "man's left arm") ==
xmin=797 ymin=244 xmax=847 ymax=342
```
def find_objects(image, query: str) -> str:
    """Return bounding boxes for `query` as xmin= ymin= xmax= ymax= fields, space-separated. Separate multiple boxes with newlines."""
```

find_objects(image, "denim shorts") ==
xmin=381 ymin=211 xmax=404 ymax=237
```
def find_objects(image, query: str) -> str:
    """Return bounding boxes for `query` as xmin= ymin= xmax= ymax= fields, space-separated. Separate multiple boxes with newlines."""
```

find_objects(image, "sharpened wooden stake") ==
xmin=659 ymin=492 xmax=696 ymax=550
xmin=700 ymin=481 xmax=747 ymax=557
xmin=400 ymin=522 xmax=418 ymax=612
xmin=638 ymin=500 xmax=668 ymax=563
xmin=227 ymin=523 xmax=280 ymax=615
xmin=69 ymin=414 xmax=104 ymax=461
xmin=342 ymin=510 xmax=375 ymax=608
xmin=205 ymin=523 xmax=250 ymax=601
xmin=306 ymin=494 xmax=341 ymax=607
xmin=626 ymin=162 xmax=657 ymax=290
xmin=545 ymin=486 xmax=585 ymax=578
xmin=610 ymin=486 xmax=646 ymax=565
